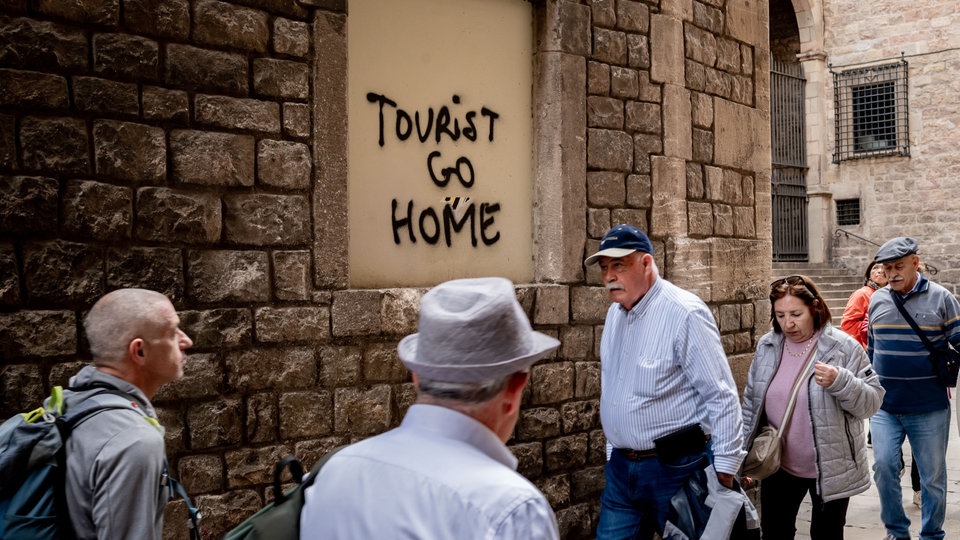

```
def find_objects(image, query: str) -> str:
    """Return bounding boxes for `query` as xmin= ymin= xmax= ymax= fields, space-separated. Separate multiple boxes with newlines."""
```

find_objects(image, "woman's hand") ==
xmin=814 ymin=361 xmax=838 ymax=387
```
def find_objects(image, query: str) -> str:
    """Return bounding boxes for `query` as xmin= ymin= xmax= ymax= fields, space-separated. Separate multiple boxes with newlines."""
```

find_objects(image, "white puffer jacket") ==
xmin=740 ymin=324 xmax=884 ymax=501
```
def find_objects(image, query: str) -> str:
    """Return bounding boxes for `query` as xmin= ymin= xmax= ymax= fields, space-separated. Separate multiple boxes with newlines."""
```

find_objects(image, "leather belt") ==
xmin=617 ymin=448 xmax=657 ymax=460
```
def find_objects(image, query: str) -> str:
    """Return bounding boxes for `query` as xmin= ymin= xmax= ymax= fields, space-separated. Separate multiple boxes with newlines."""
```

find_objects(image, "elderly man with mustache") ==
xmin=585 ymin=224 xmax=744 ymax=540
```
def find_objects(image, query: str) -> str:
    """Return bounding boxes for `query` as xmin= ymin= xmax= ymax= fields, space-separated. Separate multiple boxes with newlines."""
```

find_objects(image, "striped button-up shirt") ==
xmin=599 ymin=277 xmax=745 ymax=474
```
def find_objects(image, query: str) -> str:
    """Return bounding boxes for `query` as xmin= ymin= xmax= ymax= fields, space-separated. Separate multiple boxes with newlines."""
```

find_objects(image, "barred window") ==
xmin=832 ymin=59 xmax=909 ymax=163
xmin=836 ymin=198 xmax=861 ymax=226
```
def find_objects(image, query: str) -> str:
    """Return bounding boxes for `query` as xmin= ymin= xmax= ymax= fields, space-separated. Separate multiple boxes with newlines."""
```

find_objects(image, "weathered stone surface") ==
xmin=93 ymin=33 xmax=159 ymax=80
xmin=195 ymin=0 xmax=269 ymax=52
xmin=617 ymin=0 xmax=650 ymax=32
xmin=177 ymin=454 xmax=223 ymax=494
xmin=282 ymin=102 xmax=311 ymax=138
xmin=106 ymin=246 xmax=185 ymax=300
xmin=587 ymin=208 xmax=610 ymax=238
xmin=137 ymin=187 xmax=221 ymax=243
xmin=188 ymin=250 xmax=269 ymax=303
xmin=179 ymin=309 xmax=252 ymax=350
xmin=689 ymin=200 xmax=714 ymax=235
xmin=142 ymin=86 xmax=189 ymax=122
xmin=94 ymin=120 xmax=166 ymax=182
xmin=562 ymin=399 xmax=600 ymax=433
xmin=685 ymin=25 xmax=717 ymax=67
xmin=171 ymin=130 xmax=255 ymax=186
xmin=20 ymin=116 xmax=89 ymax=174
xmin=331 ymin=290 xmax=381 ymax=336
xmin=587 ymin=61 xmax=610 ymax=95
xmin=380 ymin=287 xmax=421 ymax=336
xmin=245 ymin=393 xmax=276 ymax=443
xmin=610 ymin=66 xmax=639 ymax=99
xmin=124 ymin=0 xmax=190 ymax=39
xmin=692 ymin=127 xmax=714 ymax=162
xmin=50 ymin=361 xmax=87 ymax=389
xmin=0 ymin=69 xmax=68 ymax=109
xmin=517 ymin=407 xmax=562 ymax=439
xmin=318 ymin=345 xmax=362 ymax=387
xmin=195 ymin=95 xmax=281 ymax=133
xmin=531 ymin=361 xmax=575 ymax=404
xmin=627 ymin=33 xmax=650 ymax=69
xmin=556 ymin=502 xmax=594 ymax=539
xmin=0 ymin=175 xmax=58 ymax=234
xmin=545 ymin=433 xmax=588 ymax=471
xmin=223 ymin=193 xmax=309 ymax=245
xmin=510 ymin=441 xmax=543 ymax=478
xmin=570 ymin=286 xmax=609 ymax=324
xmin=587 ymin=128 xmax=633 ymax=171
xmin=553 ymin=1 xmax=591 ymax=55
xmin=269 ymin=250 xmax=307 ymax=301
xmin=63 ymin=180 xmax=132 ymax=240
xmin=534 ymin=285 xmax=569 ymax=325
xmin=35 ymin=0 xmax=118 ymax=25
xmin=651 ymin=155 xmax=687 ymax=237
xmin=362 ymin=342 xmax=406 ymax=383
xmin=575 ymin=360 xmax=601 ymax=398
xmin=257 ymin=139 xmax=311 ymax=189
xmin=273 ymin=18 xmax=309 ymax=57
xmin=23 ymin=241 xmax=104 ymax=303
xmin=0 ymin=18 xmax=87 ymax=71
xmin=0 ymin=245 xmax=18 ymax=305
xmin=155 ymin=353 xmax=221 ymax=401
xmin=625 ymin=101 xmax=661 ymax=134
xmin=587 ymin=96 xmax=623 ymax=129
xmin=75 ymin=77 xmax=139 ymax=116
xmin=226 ymin=347 xmax=315 ymax=391
xmin=188 ymin=399 xmax=243 ymax=449
xmin=280 ymin=390 xmax=332 ymax=438
xmin=0 ymin=311 xmax=75 ymax=358
xmin=593 ymin=28 xmax=627 ymax=64
xmin=633 ymin=132 xmax=662 ymax=174
xmin=254 ymin=306 xmax=329 ymax=342
xmin=570 ymin=465 xmax=606 ymax=501
xmin=626 ymin=173 xmax=651 ymax=208
xmin=0 ymin=115 xmax=14 ymax=170
xmin=536 ymin=474 xmax=571 ymax=507
xmin=224 ymin=446 xmax=290 ymax=488
xmin=559 ymin=325 xmax=593 ymax=360
xmin=734 ymin=205 xmax=756 ymax=237
xmin=334 ymin=385 xmax=392 ymax=435
xmin=651 ymin=14 xmax=683 ymax=85
xmin=0 ymin=364 xmax=45 ymax=414
xmin=253 ymin=58 xmax=309 ymax=99
xmin=191 ymin=490 xmax=260 ymax=540
xmin=165 ymin=44 xmax=247 ymax=95
xmin=587 ymin=171 xmax=626 ymax=207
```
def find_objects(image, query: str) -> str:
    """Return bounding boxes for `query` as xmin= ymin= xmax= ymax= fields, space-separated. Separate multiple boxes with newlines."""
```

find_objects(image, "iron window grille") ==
xmin=832 ymin=58 xmax=909 ymax=163
xmin=836 ymin=198 xmax=861 ymax=226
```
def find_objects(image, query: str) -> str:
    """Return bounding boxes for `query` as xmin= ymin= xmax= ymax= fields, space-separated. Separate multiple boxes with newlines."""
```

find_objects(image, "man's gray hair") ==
xmin=84 ymin=288 xmax=172 ymax=366
xmin=416 ymin=373 xmax=515 ymax=406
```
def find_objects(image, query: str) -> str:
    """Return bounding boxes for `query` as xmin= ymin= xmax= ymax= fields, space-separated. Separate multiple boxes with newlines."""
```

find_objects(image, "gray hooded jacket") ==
xmin=740 ymin=324 xmax=884 ymax=501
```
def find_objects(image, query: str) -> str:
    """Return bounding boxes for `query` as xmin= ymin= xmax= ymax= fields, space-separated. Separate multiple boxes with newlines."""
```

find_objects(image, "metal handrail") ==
xmin=834 ymin=229 xmax=938 ymax=275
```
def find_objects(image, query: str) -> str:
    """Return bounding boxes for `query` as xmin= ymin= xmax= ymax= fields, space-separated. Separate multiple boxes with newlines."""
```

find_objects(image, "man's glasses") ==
xmin=770 ymin=275 xmax=814 ymax=296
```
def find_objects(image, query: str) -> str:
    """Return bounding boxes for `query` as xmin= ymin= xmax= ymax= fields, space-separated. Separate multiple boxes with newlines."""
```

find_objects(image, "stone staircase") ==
xmin=771 ymin=262 xmax=864 ymax=321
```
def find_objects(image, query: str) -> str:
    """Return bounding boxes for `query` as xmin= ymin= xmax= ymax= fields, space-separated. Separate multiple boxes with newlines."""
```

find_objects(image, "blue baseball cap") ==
xmin=584 ymin=224 xmax=654 ymax=266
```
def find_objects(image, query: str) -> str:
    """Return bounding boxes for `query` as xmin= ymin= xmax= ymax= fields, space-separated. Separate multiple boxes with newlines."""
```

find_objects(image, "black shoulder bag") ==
xmin=889 ymin=290 xmax=960 ymax=387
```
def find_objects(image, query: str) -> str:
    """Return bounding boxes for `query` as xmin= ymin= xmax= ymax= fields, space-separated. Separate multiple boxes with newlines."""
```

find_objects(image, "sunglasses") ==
xmin=770 ymin=275 xmax=814 ymax=295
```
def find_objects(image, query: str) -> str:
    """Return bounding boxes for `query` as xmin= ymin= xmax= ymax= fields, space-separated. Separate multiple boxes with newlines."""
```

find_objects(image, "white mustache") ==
xmin=605 ymin=283 xmax=625 ymax=291
xmin=889 ymin=276 xmax=903 ymax=282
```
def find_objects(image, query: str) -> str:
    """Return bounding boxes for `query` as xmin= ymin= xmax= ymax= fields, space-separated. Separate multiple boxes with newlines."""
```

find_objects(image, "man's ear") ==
xmin=503 ymin=371 xmax=529 ymax=412
xmin=128 ymin=338 xmax=146 ymax=364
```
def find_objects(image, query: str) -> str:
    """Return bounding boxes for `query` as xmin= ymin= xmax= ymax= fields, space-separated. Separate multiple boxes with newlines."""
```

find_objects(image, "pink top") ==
xmin=764 ymin=336 xmax=818 ymax=479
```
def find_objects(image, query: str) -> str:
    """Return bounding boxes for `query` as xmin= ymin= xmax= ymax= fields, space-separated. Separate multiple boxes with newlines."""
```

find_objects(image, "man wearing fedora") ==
xmin=867 ymin=237 xmax=957 ymax=540
xmin=584 ymin=224 xmax=744 ymax=539
xmin=300 ymin=277 xmax=561 ymax=539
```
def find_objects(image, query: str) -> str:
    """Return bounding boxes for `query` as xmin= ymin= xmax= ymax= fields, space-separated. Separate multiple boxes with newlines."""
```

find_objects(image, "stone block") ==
xmin=570 ymin=286 xmax=609 ymax=324
xmin=587 ymin=96 xmax=624 ymax=129
xmin=692 ymin=127 xmax=714 ymax=162
xmin=273 ymin=18 xmax=309 ymax=57
xmin=715 ymin=95 xmax=769 ymax=173
xmin=94 ymin=120 xmax=165 ymax=181
xmin=651 ymin=15 xmax=683 ymax=85
xmin=362 ymin=342 xmax=407 ymax=383
xmin=191 ymin=490 xmax=260 ymax=540
xmin=570 ymin=465 xmax=606 ymax=501
xmin=561 ymin=399 xmax=599 ymax=433
xmin=611 ymin=208 xmax=649 ymax=232
xmin=545 ymin=433 xmax=588 ymax=471
xmin=709 ymin=238 xmax=769 ymax=303
xmin=223 ymin=193 xmax=309 ymax=246
xmin=632 ymin=132 xmax=662 ymax=174
xmin=142 ymin=86 xmax=189 ymax=122
xmin=587 ymin=208 xmax=611 ymax=238
xmin=651 ymin=155 xmax=687 ymax=237
xmin=136 ymin=187 xmax=221 ymax=243
xmin=380 ymin=287 xmax=421 ymax=336
xmin=626 ymin=173 xmax=652 ymax=208
xmin=0 ymin=69 xmax=68 ymax=109
xmin=0 ymin=364 xmax=45 ymax=416
xmin=179 ymin=309 xmax=252 ymax=350
xmin=156 ymin=408 xmax=184 ymax=453
xmin=510 ymin=441 xmax=543 ymax=478
xmin=726 ymin=0 xmax=765 ymax=47
xmin=716 ymin=37 xmax=741 ymax=73
xmin=0 ymin=18 xmax=87 ymax=71
xmin=253 ymin=58 xmax=309 ymax=99
xmin=691 ymin=91 xmax=714 ymax=128
xmin=23 ymin=241 xmax=104 ymax=303
xmin=106 ymin=246 xmax=184 ymax=300
xmin=560 ymin=326 xmax=592 ymax=360
xmin=591 ymin=0 xmax=615 ymax=27
xmin=587 ymin=61 xmax=610 ymax=95
xmin=155 ymin=353 xmax=221 ymax=402
xmin=226 ymin=347 xmax=315 ymax=391
xmin=663 ymin=85 xmax=692 ymax=159
xmin=272 ymin=250 xmax=309 ymax=301
xmin=317 ymin=345 xmax=362 ymax=387
xmin=627 ymin=33 xmax=650 ymax=70
xmin=49 ymin=361 xmax=87 ymax=389
xmin=0 ymin=175 xmax=58 ymax=234
xmin=225 ymin=445 xmax=288 ymax=488
xmin=187 ymin=250 xmax=269 ymax=303
xmin=534 ymin=285 xmax=569 ymax=326
xmin=20 ymin=116 xmax=89 ymax=174
xmin=165 ymin=44 xmax=247 ymax=95
xmin=734 ymin=205 xmax=756 ymax=237
xmin=177 ymin=454 xmax=223 ymax=494
xmin=73 ymin=76 xmax=138 ymax=116
xmin=194 ymin=0 xmax=269 ymax=52
xmin=35 ymin=0 xmax=118 ymax=24
xmin=536 ymin=474 xmax=571 ymax=507
xmin=611 ymin=66 xmax=639 ymax=100
xmin=171 ymin=130 xmax=254 ymax=187
xmin=0 ymin=114 xmax=14 ymax=170
xmin=195 ymin=95 xmax=281 ymax=133
xmin=331 ymin=289 xmax=381 ymax=336
xmin=63 ymin=180 xmax=132 ymax=240
xmin=688 ymin=200 xmax=714 ymax=236
xmin=714 ymin=203 xmax=734 ymax=236
xmin=587 ymin=171 xmax=626 ymax=207
xmin=587 ymin=128 xmax=633 ymax=171
xmin=617 ymin=0 xmax=650 ymax=32
xmin=0 ymin=244 xmax=18 ymax=305
xmin=531 ymin=361 xmax=575 ymax=405
xmin=685 ymin=59 xmax=706 ymax=92
xmin=334 ymin=385 xmax=392 ymax=435
xmin=575 ymin=360 xmax=601 ymax=398
xmin=694 ymin=1 xmax=724 ymax=32
xmin=685 ymin=25 xmax=717 ymax=67
xmin=282 ymin=103 xmax=311 ymax=138
xmin=280 ymin=390 xmax=333 ymax=439
xmin=718 ymin=303 xmax=741 ymax=332
xmin=517 ymin=407 xmax=562 ymax=440
xmin=589 ymin=428 xmax=607 ymax=463
xmin=257 ymin=139 xmax=311 ymax=189
xmin=625 ymin=101 xmax=661 ymax=134
xmin=593 ymin=28 xmax=627 ymax=64
xmin=93 ymin=33 xmax=159 ymax=80
xmin=0 ymin=311 xmax=75 ymax=358
xmin=245 ymin=393 xmax=276 ymax=443
xmin=686 ymin=163 xmax=704 ymax=199
xmin=124 ymin=0 xmax=190 ymax=39
xmin=254 ymin=306 xmax=330 ymax=343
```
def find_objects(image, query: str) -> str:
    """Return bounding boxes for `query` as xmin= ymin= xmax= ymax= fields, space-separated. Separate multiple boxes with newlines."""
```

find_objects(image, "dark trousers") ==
xmin=759 ymin=469 xmax=850 ymax=540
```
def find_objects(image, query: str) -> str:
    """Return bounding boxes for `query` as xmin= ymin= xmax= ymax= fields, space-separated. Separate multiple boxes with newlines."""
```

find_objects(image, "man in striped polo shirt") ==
xmin=867 ymin=237 xmax=957 ymax=540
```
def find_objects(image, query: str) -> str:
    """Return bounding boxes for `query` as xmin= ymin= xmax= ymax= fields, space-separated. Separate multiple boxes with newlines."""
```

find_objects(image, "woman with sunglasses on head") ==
xmin=741 ymin=275 xmax=885 ymax=539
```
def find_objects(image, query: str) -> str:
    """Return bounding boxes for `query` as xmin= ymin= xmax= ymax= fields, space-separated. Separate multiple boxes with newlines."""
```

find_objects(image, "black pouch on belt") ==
xmin=653 ymin=423 xmax=706 ymax=463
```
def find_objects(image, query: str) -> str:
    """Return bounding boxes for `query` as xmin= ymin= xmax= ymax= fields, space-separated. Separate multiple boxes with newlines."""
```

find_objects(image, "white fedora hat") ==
xmin=398 ymin=277 xmax=560 ymax=383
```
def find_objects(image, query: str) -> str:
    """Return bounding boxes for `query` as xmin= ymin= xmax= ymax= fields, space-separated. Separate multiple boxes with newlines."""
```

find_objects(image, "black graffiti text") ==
xmin=367 ymin=92 xmax=500 ymax=147
xmin=391 ymin=199 xmax=501 ymax=247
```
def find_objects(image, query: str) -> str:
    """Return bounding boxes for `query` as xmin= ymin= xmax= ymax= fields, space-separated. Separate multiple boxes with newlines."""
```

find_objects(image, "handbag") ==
xmin=742 ymin=349 xmax=818 ymax=480
xmin=890 ymin=290 xmax=960 ymax=388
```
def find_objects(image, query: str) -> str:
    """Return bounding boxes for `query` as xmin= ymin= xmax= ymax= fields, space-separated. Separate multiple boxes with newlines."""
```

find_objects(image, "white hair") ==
xmin=84 ymin=288 xmax=172 ymax=366
xmin=416 ymin=373 xmax=514 ymax=407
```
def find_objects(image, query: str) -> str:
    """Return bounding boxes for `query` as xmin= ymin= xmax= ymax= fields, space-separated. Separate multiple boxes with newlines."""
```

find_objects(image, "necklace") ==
xmin=785 ymin=333 xmax=817 ymax=358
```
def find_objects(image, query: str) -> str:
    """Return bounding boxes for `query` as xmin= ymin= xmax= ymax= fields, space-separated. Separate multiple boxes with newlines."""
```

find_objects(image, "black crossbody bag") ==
xmin=890 ymin=290 xmax=960 ymax=387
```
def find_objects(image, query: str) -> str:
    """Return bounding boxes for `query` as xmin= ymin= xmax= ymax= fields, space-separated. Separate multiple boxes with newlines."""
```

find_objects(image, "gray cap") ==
xmin=874 ymin=237 xmax=919 ymax=263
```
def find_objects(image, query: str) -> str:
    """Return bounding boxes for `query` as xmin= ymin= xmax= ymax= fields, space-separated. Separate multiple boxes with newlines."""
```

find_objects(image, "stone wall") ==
xmin=0 ymin=1 xmax=772 ymax=538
